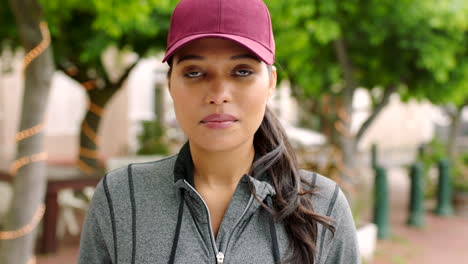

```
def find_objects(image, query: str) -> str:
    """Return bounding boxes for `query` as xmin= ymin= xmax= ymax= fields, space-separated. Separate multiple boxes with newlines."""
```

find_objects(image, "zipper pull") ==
xmin=216 ymin=252 xmax=224 ymax=264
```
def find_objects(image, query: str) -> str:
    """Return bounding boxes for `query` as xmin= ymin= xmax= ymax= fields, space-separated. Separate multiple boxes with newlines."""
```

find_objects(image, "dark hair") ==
xmin=249 ymin=106 xmax=336 ymax=263
xmin=167 ymin=60 xmax=335 ymax=264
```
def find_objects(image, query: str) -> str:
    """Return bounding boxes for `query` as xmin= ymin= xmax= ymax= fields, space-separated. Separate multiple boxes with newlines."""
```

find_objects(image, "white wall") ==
xmin=352 ymin=89 xmax=440 ymax=151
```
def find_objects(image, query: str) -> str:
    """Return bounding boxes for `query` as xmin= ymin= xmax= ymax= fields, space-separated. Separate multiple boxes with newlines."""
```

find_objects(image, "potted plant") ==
xmin=136 ymin=120 xmax=170 ymax=156
xmin=106 ymin=120 xmax=171 ymax=171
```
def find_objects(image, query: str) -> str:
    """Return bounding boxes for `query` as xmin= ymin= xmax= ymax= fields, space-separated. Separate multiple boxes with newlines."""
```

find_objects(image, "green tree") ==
xmin=406 ymin=31 xmax=468 ymax=160
xmin=267 ymin=0 xmax=468 ymax=182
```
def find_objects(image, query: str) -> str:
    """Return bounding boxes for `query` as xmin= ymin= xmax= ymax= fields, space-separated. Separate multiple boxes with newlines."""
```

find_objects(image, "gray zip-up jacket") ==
xmin=78 ymin=142 xmax=361 ymax=264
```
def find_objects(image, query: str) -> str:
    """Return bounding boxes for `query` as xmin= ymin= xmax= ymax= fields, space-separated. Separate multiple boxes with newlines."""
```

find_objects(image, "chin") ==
xmin=190 ymin=134 xmax=252 ymax=153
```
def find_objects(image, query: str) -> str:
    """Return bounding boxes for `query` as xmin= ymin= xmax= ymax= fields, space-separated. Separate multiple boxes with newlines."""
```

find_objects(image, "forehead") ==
xmin=173 ymin=38 xmax=259 ymax=61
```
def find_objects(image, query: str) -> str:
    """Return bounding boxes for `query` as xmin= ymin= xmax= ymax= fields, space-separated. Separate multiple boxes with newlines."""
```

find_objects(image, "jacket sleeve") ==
xmin=78 ymin=180 xmax=114 ymax=264
xmin=323 ymin=187 xmax=362 ymax=264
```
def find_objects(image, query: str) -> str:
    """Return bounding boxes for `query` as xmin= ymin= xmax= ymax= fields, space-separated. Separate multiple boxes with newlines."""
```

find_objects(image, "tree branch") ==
xmin=462 ymin=98 xmax=468 ymax=108
xmin=442 ymin=105 xmax=457 ymax=119
xmin=95 ymin=61 xmax=111 ymax=88
xmin=57 ymin=63 xmax=85 ymax=84
xmin=356 ymin=84 xmax=398 ymax=143
xmin=112 ymin=59 xmax=140 ymax=89
xmin=334 ymin=37 xmax=356 ymax=107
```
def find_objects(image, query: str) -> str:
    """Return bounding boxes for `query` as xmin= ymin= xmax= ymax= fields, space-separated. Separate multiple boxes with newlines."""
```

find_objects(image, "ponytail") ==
xmin=249 ymin=106 xmax=336 ymax=264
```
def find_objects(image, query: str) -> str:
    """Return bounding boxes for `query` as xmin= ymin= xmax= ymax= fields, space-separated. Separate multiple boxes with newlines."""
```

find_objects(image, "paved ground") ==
xmin=36 ymin=236 xmax=80 ymax=264
xmin=35 ymin=167 xmax=468 ymax=264
xmin=373 ymin=213 xmax=468 ymax=264
xmin=372 ymin=168 xmax=468 ymax=264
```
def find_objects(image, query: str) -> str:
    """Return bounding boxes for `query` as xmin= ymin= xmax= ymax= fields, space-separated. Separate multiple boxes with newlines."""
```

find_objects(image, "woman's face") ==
xmin=168 ymin=38 xmax=276 ymax=153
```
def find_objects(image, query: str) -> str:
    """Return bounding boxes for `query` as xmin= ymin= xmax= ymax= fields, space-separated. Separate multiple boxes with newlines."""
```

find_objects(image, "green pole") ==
xmin=435 ymin=159 xmax=454 ymax=216
xmin=371 ymin=144 xmax=378 ymax=169
xmin=407 ymin=162 xmax=425 ymax=227
xmin=373 ymin=166 xmax=391 ymax=239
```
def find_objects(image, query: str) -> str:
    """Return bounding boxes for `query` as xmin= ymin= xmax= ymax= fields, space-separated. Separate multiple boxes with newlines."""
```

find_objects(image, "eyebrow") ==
xmin=176 ymin=55 xmax=204 ymax=64
xmin=176 ymin=53 xmax=261 ymax=64
xmin=230 ymin=54 xmax=261 ymax=62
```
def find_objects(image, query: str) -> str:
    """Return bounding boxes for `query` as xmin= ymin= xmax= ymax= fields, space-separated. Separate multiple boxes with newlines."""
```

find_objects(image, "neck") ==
xmin=189 ymin=139 xmax=255 ymax=188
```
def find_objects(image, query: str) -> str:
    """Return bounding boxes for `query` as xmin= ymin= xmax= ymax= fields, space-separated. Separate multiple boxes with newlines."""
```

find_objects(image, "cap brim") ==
xmin=162 ymin=33 xmax=274 ymax=65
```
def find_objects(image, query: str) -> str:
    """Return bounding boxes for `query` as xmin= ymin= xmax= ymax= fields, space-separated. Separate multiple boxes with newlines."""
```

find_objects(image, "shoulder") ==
xmin=299 ymin=169 xmax=337 ymax=195
xmin=298 ymin=169 xmax=352 ymax=223
xmin=91 ymin=155 xmax=179 ymax=206
xmin=88 ymin=154 xmax=180 ymax=220
xmin=299 ymin=170 xmax=339 ymax=213
xmin=299 ymin=170 xmax=360 ymax=263
xmin=103 ymin=154 xmax=178 ymax=188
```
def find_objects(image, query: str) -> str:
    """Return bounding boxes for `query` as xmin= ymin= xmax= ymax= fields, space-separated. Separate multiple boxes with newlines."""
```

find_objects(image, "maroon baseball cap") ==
xmin=162 ymin=0 xmax=275 ymax=65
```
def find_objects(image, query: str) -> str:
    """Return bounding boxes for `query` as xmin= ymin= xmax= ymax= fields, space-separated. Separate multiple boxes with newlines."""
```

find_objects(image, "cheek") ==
xmin=238 ymin=87 xmax=269 ymax=130
xmin=171 ymin=88 xmax=198 ymax=128
xmin=239 ymin=81 xmax=269 ymax=108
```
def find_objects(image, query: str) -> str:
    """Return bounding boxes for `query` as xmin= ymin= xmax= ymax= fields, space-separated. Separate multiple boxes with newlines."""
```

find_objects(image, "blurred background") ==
xmin=1 ymin=0 xmax=467 ymax=263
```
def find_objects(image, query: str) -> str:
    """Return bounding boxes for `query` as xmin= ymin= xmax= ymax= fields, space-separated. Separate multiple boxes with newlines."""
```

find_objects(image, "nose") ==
xmin=205 ymin=79 xmax=232 ymax=105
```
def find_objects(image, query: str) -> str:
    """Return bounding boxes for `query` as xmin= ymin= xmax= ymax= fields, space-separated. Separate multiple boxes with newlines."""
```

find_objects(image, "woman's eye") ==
xmin=185 ymin=71 xmax=203 ymax=78
xmin=235 ymin=69 xmax=252 ymax=76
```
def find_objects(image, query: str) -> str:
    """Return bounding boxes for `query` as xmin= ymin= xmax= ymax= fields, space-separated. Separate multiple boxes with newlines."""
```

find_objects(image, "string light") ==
xmin=77 ymin=159 xmax=95 ymax=175
xmin=79 ymin=102 xmax=103 ymax=159
xmin=0 ymin=204 xmax=46 ymax=240
xmin=81 ymin=80 xmax=96 ymax=91
xmin=77 ymin=121 xmax=99 ymax=175
xmin=10 ymin=152 xmax=48 ymax=175
xmin=15 ymin=123 xmax=45 ymax=141
xmin=22 ymin=22 xmax=50 ymax=73
xmin=82 ymin=121 xmax=100 ymax=145
xmin=89 ymin=102 xmax=104 ymax=116
xmin=79 ymin=147 xmax=98 ymax=159
xmin=77 ymin=101 xmax=103 ymax=174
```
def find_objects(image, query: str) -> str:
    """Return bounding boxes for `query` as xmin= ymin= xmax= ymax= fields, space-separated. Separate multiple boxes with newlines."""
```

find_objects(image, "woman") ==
xmin=78 ymin=0 xmax=361 ymax=263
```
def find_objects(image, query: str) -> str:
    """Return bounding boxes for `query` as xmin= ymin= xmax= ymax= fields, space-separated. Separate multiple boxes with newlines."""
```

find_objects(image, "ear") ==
xmin=268 ymin=65 xmax=277 ymax=100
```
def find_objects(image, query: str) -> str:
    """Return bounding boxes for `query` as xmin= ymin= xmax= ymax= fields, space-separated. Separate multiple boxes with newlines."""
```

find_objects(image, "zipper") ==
xmin=216 ymin=252 xmax=225 ymax=264
xmin=220 ymin=193 xmax=255 ymax=261
xmin=183 ymin=180 xmax=223 ymax=263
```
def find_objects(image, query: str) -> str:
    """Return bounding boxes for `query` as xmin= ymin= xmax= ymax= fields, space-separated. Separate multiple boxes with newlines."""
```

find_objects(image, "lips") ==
xmin=201 ymin=113 xmax=238 ymax=123
xmin=200 ymin=113 xmax=238 ymax=129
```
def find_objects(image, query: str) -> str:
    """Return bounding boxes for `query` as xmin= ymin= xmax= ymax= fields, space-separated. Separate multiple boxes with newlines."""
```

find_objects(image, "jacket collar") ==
xmin=173 ymin=141 xmax=195 ymax=185
xmin=173 ymin=140 xmax=276 ymax=196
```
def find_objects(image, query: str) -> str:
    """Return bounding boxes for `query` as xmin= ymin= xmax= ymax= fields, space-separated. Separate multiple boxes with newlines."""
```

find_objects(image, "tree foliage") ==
xmin=37 ymin=0 xmax=176 ymax=80
xmin=267 ymin=0 xmax=468 ymax=100
xmin=264 ymin=0 xmax=468 ymax=182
